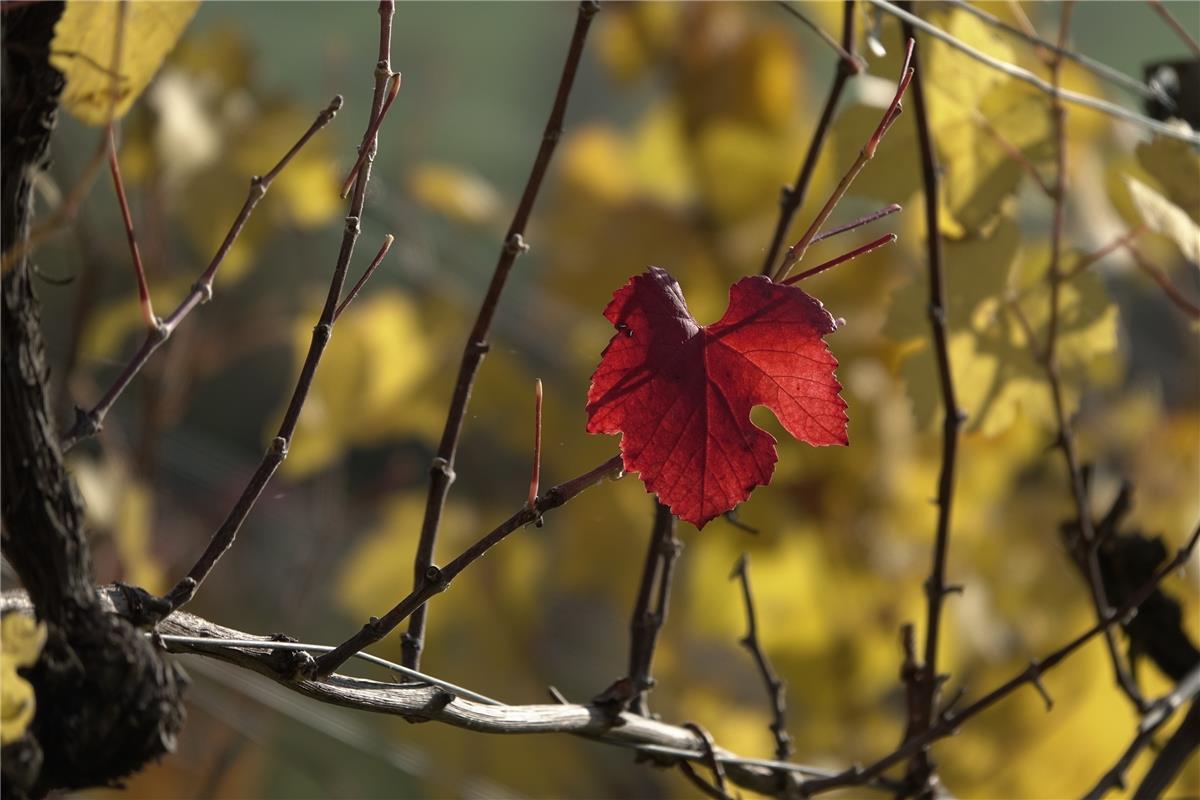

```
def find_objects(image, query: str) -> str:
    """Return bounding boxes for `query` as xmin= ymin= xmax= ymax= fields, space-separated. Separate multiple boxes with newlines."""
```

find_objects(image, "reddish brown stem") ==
xmin=315 ymin=455 xmax=624 ymax=677
xmin=527 ymin=379 xmax=543 ymax=508
xmin=773 ymin=39 xmax=915 ymax=283
xmin=1147 ymin=0 xmax=1200 ymax=57
xmin=761 ymin=0 xmax=860 ymax=276
xmin=105 ymin=125 xmax=155 ymax=328
xmin=334 ymin=234 xmax=395 ymax=322
xmin=403 ymin=0 xmax=599 ymax=671
xmin=781 ymin=233 xmax=896 ymax=286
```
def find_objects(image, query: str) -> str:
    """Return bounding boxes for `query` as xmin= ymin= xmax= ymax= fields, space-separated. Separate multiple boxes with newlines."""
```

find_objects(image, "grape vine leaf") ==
xmin=586 ymin=267 xmax=847 ymax=528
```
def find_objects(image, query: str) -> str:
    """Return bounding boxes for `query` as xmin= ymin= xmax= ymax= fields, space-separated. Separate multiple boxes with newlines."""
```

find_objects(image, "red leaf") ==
xmin=586 ymin=267 xmax=848 ymax=528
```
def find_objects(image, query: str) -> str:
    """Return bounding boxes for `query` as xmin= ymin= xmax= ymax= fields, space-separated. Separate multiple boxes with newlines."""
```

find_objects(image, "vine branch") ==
xmin=404 ymin=0 xmax=600 ymax=670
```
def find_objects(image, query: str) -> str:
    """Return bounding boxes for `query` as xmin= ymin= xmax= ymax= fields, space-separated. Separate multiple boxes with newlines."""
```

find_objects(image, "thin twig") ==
xmin=946 ymin=0 xmax=1177 ymax=108
xmin=796 ymin=525 xmax=1200 ymax=796
xmin=154 ymin=1 xmax=396 ymax=616
xmin=896 ymin=8 xmax=963 ymax=793
xmin=403 ymin=0 xmax=599 ymax=671
xmin=864 ymin=0 xmax=1200 ymax=145
xmin=781 ymin=233 xmax=897 ymax=286
xmin=61 ymin=95 xmax=344 ymax=451
xmin=314 ymin=454 xmax=624 ymax=677
xmin=339 ymin=71 xmax=402 ymax=198
xmin=333 ymin=234 xmax=395 ymax=322
xmin=731 ymin=554 xmax=792 ymax=761
xmin=811 ymin=203 xmax=901 ymax=245
xmin=1083 ymin=664 xmax=1200 ymax=799
xmin=773 ymin=39 xmax=915 ymax=283
xmin=761 ymin=0 xmax=860 ymax=277
xmin=1126 ymin=241 xmax=1200 ymax=320
xmin=527 ymin=379 xmax=543 ymax=508
xmin=105 ymin=125 xmax=155 ymax=329
xmin=1040 ymin=1 xmax=1147 ymax=714
xmin=626 ymin=500 xmax=681 ymax=716
xmin=1147 ymin=0 xmax=1200 ymax=58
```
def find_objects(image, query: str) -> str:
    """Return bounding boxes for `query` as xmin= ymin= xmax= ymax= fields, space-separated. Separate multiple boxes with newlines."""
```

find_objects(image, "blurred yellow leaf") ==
xmin=335 ymin=495 xmax=476 ymax=622
xmin=1136 ymin=130 xmax=1200 ymax=221
xmin=924 ymin=8 xmax=1015 ymax=132
xmin=281 ymin=291 xmax=437 ymax=478
xmin=51 ymin=0 xmax=199 ymax=126
xmin=1 ymin=614 xmax=47 ymax=745
xmin=1125 ymin=176 xmax=1200 ymax=265
xmin=408 ymin=163 xmax=501 ymax=227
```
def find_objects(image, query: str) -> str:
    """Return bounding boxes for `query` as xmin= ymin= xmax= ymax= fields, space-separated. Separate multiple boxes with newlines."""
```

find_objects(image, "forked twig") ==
xmin=152 ymin=1 xmax=397 ymax=617
xmin=403 ymin=0 xmax=600 ymax=671
xmin=773 ymin=39 xmax=915 ymax=283
xmin=62 ymin=95 xmax=344 ymax=451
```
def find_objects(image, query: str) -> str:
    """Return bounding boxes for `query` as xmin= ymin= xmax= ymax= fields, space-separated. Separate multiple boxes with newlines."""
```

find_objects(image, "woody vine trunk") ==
xmin=1 ymin=4 xmax=187 ymax=797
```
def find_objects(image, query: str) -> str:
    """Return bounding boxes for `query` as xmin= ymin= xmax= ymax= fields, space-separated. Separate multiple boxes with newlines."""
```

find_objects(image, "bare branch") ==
xmin=152 ymin=1 xmax=396 ymax=617
xmin=626 ymin=500 xmax=681 ymax=716
xmin=315 ymin=455 xmax=625 ymax=677
xmin=945 ymin=0 xmax=1178 ymax=108
xmin=0 ymin=587 xmax=899 ymax=799
xmin=796 ymin=525 xmax=1200 ymax=796
xmin=761 ymin=0 xmax=860 ymax=276
xmin=1147 ymin=0 xmax=1200 ymax=58
xmin=1040 ymin=1 xmax=1147 ymax=713
xmin=404 ymin=0 xmax=599 ymax=670
xmin=731 ymin=554 xmax=792 ymax=761
xmin=61 ymin=94 xmax=344 ymax=451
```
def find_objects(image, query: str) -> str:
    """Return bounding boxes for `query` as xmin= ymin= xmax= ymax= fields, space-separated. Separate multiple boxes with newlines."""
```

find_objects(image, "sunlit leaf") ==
xmin=1125 ymin=175 xmax=1200 ymax=265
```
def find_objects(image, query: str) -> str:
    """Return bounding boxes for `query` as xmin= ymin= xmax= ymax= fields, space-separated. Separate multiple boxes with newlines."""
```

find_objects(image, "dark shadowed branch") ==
xmin=625 ymin=500 xmax=682 ymax=716
xmin=731 ymin=554 xmax=792 ymax=761
xmin=894 ymin=7 xmax=963 ymax=794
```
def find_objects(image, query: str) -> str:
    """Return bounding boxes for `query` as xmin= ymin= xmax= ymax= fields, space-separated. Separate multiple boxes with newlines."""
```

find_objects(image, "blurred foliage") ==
xmin=1 ymin=615 xmax=47 ymax=746
xmin=32 ymin=1 xmax=1200 ymax=798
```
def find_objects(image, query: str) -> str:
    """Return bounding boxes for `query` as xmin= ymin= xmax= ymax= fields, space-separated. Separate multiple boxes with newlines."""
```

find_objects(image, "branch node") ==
xmin=504 ymin=232 xmax=530 ymax=256
xmin=430 ymin=456 xmax=455 ymax=482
